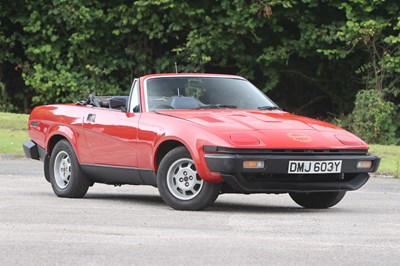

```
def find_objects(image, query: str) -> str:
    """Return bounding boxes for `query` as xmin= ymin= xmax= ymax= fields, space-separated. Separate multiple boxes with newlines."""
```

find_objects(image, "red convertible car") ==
xmin=23 ymin=73 xmax=380 ymax=210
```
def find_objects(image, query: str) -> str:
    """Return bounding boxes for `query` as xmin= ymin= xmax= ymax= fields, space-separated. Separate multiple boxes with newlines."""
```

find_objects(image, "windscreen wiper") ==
xmin=197 ymin=104 xmax=237 ymax=109
xmin=257 ymin=106 xmax=282 ymax=111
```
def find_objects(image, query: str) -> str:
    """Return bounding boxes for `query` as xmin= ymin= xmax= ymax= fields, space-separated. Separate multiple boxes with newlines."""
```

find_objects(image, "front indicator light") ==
xmin=243 ymin=160 xmax=265 ymax=169
xmin=357 ymin=160 xmax=372 ymax=169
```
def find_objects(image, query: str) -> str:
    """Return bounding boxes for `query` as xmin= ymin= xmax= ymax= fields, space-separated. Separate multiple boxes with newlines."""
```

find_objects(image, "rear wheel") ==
xmin=289 ymin=191 xmax=346 ymax=209
xmin=49 ymin=140 xmax=90 ymax=198
xmin=157 ymin=147 xmax=221 ymax=211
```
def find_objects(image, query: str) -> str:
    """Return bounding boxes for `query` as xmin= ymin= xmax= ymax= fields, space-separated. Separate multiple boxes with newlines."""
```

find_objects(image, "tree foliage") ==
xmin=351 ymin=89 xmax=398 ymax=144
xmin=0 ymin=0 xmax=399 ymax=143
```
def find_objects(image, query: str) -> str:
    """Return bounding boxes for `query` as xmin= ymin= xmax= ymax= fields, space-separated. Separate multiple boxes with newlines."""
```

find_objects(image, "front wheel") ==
xmin=289 ymin=191 xmax=346 ymax=209
xmin=157 ymin=147 xmax=221 ymax=211
xmin=49 ymin=140 xmax=90 ymax=198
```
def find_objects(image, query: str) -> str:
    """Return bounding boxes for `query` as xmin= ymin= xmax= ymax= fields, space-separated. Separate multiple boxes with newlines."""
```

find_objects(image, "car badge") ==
xmin=287 ymin=132 xmax=312 ymax=143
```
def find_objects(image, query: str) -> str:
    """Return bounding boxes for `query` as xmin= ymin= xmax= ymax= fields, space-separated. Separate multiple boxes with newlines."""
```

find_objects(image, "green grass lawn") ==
xmin=369 ymin=144 xmax=400 ymax=178
xmin=0 ymin=112 xmax=29 ymax=155
xmin=0 ymin=112 xmax=399 ymax=177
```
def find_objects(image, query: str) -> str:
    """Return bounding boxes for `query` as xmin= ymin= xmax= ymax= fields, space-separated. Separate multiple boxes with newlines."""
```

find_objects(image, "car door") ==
xmin=82 ymin=80 xmax=141 ymax=167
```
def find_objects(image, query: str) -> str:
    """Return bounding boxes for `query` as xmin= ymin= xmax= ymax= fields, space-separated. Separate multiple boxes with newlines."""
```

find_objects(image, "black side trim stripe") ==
xmin=81 ymin=163 xmax=152 ymax=172
xmin=80 ymin=164 xmax=156 ymax=186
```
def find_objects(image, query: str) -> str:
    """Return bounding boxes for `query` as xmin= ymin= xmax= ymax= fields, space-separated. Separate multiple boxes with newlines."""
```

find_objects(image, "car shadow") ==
xmin=85 ymin=192 xmax=165 ymax=206
xmin=81 ymin=192 xmax=344 ymax=214
xmin=208 ymin=201 xmax=341 ymax=213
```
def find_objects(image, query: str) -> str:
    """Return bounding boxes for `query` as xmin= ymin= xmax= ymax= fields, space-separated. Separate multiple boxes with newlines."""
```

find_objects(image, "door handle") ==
xmin=87 ymin=114 xmax=96 ymax=123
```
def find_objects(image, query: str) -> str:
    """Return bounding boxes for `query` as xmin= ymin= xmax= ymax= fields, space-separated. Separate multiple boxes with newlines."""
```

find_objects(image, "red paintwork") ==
xmin=27 ymin=73 xmax=369 ymax=183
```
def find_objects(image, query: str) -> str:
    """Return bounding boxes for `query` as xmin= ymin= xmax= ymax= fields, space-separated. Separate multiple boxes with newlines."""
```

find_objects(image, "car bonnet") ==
xmin=155 ymin=110 xmax=367 ymax=148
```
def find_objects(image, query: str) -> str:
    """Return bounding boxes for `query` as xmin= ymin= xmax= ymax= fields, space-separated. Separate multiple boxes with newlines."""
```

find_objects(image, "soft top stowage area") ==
xmin=77 ymin=93 xmax=128 ymax=109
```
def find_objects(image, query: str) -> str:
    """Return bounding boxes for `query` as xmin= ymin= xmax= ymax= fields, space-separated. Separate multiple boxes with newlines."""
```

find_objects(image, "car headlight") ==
xmin=335 ymin=134 xmax=364 ymax=146
xmin=229 ymin=133 xmax=260 ymax=145
xmin=357 ymin=160 xmax=372 ymax=169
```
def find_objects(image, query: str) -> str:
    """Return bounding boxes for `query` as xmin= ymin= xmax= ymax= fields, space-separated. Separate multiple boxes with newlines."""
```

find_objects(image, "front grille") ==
xmin=203 ymin=146 xmax=368 ymax=156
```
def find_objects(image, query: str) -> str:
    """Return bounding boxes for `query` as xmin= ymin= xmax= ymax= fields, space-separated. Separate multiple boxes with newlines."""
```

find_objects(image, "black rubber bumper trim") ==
xmin=221 ymin=173 xmax=370 ymax=193
xmin=205 ymin=153 xmax=380 ymax=193
xmin=205 ymin=154 xmax=381 ymax=174
xmin=23 ymin=140 xmax=47 ymax=161
xmin=23 ymin=140 xmax=39 ymax=160
xmin=203 ymin=145 xmax=369 ymax=155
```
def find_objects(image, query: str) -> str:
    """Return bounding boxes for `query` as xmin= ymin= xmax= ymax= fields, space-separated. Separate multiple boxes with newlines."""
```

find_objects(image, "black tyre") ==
xmin=157 ymin=147 xmax=222 ymax=211
xmin=49 ymin=140 xmax=90 ymax=198
xmin=289 ymin=191 xmax=346 ymax=209
xmin=44 ymin=154 xmax=50 ymax=183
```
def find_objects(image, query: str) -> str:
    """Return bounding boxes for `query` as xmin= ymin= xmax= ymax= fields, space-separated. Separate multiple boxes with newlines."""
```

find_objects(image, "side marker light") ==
xmin=243 ymin=161 xmax=265 ymax=169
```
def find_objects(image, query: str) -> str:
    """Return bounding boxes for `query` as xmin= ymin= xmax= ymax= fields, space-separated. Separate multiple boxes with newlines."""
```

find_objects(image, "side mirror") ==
xmin=133 ymin=105 xmax=140 ymax=113
xmin=109 ymin=97 xmax=126 ymax=111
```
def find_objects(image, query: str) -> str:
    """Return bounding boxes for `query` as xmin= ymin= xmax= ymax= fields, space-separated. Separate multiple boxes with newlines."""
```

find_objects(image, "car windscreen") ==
xmin=146 ymin=77 xmax=279 ymax=111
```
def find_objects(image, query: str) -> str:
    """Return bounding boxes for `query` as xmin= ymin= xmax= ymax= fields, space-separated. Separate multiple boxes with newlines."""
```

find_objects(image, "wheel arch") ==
xmin=154 ymin=140 xmax=186 ymax=171
xmin=47 ymin=134 xmax=68 ymax=156
xmin=153 ymin=134 xmax=226 ymax=183
xmin=45 ymin=125 xmax=78 ymax=156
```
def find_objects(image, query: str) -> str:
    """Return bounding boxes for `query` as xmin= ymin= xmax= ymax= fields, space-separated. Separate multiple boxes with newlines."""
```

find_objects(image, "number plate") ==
xmin=288 ymin=160 xmax=342 ymax=174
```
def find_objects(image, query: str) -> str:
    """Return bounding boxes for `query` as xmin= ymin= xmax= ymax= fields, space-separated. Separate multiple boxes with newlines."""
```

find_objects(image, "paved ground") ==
xmin=1 ymin=159 xmax=400 ymax=265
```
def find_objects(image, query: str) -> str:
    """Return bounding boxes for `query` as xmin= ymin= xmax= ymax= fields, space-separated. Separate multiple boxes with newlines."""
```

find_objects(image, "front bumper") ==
xmin=204 ymin=146 xmax=381 ymax=193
